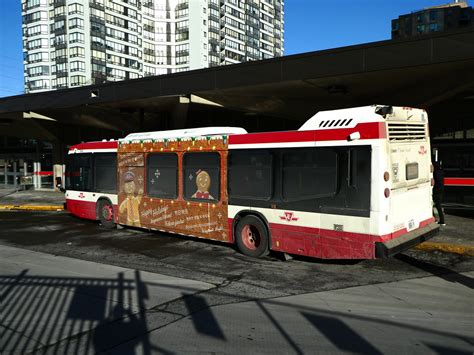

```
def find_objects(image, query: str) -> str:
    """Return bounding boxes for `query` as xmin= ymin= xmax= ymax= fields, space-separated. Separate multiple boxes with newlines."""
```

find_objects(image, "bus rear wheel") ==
xmin=98 ymin=199 xmax=115 ymax=229
xmin=235 ymin=215 xmax=269 ymax=258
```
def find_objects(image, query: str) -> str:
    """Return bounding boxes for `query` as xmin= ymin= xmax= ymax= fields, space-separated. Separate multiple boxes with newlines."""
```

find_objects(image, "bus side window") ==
xmin=228 ymin=150 xmax=273 ymax=200
xmin=147 ymin=153 xmax=178 ymax=199
xmin=348 ymin=149 xmax=357 ymax=188
xmin=282 ymin=148 xmax=338 ymax=201
xmin=94 ymin=153 xmax=117 ymax=193
xmin=183 ymin=152 xmax=220 ymax=202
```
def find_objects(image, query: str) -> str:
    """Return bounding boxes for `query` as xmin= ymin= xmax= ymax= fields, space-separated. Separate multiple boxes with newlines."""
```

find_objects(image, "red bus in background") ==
xmin=65 ymin=141 xmax=118 ymax=225
xmin=432 ymin=139 xmax=474 ymax=210
xmin=65 ymin=105 xmax=439 ymax=260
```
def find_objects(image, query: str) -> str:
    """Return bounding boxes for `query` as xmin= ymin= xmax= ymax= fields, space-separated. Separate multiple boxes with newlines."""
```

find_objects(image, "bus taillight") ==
xmin=384 ymin=188 xmax=390 ymax=198
xmin=431 ymin=178 xmax=435 ymax=186
xmin=384 ymin=171 xmax=390 ymax=182
xmin=430 ymin=164 xmax=434 ymax=173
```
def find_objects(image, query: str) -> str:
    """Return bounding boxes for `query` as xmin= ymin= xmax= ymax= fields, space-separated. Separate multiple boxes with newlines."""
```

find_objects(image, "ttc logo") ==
xmin=280 ymin=212 xmax=299 ymax=222
xmin=418 ymin=145 xmax=427 ymax=155
xmin=78 ymin=192 xmax=86 ymax=199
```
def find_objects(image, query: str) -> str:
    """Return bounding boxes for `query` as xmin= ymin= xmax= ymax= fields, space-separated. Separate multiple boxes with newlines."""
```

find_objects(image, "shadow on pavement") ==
xmin=396 ymin=254 xmax=474 ymax=289
xmin=1 ymin=265 xmax=473 ymax=354
xmin=0 ymin=270 xmax=159 ymax=354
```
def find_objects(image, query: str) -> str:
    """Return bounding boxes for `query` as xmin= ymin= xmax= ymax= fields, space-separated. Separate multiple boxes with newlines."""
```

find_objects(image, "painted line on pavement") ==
xmin=0 ymin=205 xmax=64 ymax=211
xmin=415 ymin=242 xmax=474 ymax=256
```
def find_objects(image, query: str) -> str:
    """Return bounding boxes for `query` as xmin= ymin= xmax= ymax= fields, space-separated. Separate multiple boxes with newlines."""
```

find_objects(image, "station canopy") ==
xmin=0 ymin=29 xmax=473 ymax=140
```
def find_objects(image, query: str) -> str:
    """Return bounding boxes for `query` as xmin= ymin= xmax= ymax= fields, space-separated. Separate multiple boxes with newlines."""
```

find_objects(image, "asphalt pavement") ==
xmin=0 ymin=189 xmax=473 ymax=354
xmin=1 ymin=189 xmax=473 ymax=255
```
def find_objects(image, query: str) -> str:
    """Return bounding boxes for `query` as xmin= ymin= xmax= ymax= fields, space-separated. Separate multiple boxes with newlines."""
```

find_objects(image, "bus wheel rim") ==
xmin=241 ymin=225 xmax=259 ymax=250
xmin=102 ymin=204 xmax=113 ymax=221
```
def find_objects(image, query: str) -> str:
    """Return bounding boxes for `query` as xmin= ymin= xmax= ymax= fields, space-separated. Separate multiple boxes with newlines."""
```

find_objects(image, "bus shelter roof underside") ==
xmin=0 ymin=29 xmax=473 ymax=140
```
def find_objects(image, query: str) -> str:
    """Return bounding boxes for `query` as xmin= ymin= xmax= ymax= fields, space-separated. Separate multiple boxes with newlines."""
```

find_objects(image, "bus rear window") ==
xmin=406 ymin=163 xmax=419 ymax=180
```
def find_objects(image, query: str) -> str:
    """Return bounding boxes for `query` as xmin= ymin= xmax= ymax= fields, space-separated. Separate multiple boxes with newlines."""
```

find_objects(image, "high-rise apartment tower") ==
xmin=22 ymin=0 xmax=284 ymax=93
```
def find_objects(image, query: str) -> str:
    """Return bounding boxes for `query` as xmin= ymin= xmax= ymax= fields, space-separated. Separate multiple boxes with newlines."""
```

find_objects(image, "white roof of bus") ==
xmin=121 ymin=127 xmax=248 ymax=142
xmin=299 ymin=105 xmax=427 ymax=131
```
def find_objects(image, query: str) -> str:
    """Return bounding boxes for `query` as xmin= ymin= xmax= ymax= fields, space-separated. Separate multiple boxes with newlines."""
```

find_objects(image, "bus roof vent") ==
xmin=387 ymin=122 xmax=427 ymax=141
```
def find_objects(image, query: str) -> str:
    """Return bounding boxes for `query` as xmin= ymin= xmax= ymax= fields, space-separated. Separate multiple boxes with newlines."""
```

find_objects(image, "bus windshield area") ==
xmin=66 ymin=153 xmax=117 ymax=193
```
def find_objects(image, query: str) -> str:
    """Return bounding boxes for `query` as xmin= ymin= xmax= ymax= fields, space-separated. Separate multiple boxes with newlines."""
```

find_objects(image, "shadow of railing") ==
xmin=1 ymin=267 xmax=472 ymax=354
xmin=0 ymin=269 xmax=155 ymax=354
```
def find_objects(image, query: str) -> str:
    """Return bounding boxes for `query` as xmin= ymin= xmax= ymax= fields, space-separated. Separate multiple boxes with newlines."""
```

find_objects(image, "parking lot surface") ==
xmin=0 ymin=209 xmax=472 ymax=354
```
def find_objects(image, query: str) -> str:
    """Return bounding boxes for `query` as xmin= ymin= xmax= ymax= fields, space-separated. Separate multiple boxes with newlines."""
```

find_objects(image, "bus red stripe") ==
xmin=444 ymin=178 xmax=474 ymax=186
xmin=69 ymin=141 xmax=118 ymax=151
xmin=228 ymin=216 xmax=434 ymax=243
xmin=229 ymin=122 xmax=386 ymax=145
xmin=34 ymin=171 xmax=53 ymax=176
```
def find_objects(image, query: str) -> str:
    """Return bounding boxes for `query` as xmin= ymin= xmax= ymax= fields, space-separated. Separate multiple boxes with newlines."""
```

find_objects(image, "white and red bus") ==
xmin=65 ymin=105 xmax=439 ymax=259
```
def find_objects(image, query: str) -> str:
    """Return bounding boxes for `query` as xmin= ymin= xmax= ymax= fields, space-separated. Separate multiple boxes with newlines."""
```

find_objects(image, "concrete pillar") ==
xmin=37 ymin=162 xmax=42 ymax=189
xmin=13 ymin=161 xmax=17 ymax=188
xmin=33 ymin=162 xmax=42 ymax=189
xmin=33 ymin=162 xmax=37 ymax=189
xmin=53 ymin=164 xmax=64 ymax=191
xmin=171 ymin=101 xmax=189 ymax=129
xmin=3 ymin=160 xmax=7 ymax=186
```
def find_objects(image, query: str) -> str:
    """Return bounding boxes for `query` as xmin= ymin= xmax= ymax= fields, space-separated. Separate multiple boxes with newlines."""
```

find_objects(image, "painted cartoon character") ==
xmin=119 ymin=171 xmax=143 ymax=227
xmin=192 ymin=170 xmax=214 ymax=200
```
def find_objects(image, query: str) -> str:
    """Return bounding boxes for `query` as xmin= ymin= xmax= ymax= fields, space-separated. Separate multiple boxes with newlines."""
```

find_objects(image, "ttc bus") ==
xmin=65 ymin=105 xmax=439 ymax=259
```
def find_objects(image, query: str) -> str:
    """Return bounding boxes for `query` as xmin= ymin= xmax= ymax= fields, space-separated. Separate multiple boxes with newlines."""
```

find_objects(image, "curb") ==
xmin=0 ymin=205 xmax=64 ymax=211
xmin=415 ymin=242 xmax=474 ymax=256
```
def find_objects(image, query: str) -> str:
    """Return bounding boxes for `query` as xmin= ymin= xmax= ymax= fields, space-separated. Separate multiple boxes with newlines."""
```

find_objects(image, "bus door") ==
xmin=318 ymin=146 xmax=371 ymax=258
xmin=181 ymin=151 xmax=229 ymax=241
xmin=117 ymin=152 xmax=145 ymax=228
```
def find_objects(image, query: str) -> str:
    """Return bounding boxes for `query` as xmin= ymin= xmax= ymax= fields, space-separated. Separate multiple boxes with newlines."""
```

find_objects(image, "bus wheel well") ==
xmin=233 ymin=211 xmax=272 ymax=249
xmin=96 ymin=197 xmax=116 ymax=229
xmin=96 ymin=197 xmax=112 ymax=220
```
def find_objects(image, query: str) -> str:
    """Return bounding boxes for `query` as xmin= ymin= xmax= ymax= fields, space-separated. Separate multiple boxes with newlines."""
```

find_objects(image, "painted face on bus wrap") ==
xmin=192 ymin=170 xmax=214 ymax=200
xmin=122 ymin=171 xmax=143 ymax=196
xmin=124 ymin=180 xmax=136 ymax=195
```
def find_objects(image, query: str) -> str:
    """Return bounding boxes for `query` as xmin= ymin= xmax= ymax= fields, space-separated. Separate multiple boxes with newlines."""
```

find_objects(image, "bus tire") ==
xmin=97 ymin=199 xmax=115 ymax=229
xmin=235 ymin=215 xmax=269 ymax=258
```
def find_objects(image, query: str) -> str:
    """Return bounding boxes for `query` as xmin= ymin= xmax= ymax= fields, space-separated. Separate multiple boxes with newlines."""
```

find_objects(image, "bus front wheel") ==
xmin=235 ymin=215 xmax=269 ymax=258
xmin=98 ymin=199 xmax=115 ymax=229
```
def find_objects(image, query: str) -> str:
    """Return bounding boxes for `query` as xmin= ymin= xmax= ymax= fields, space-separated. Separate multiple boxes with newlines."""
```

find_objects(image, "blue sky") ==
xmin=0 ymin=0 xmax=455 ymax=98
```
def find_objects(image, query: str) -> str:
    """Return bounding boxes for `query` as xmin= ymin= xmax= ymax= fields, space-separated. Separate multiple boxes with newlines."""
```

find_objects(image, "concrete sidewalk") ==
xmin=1 ymin=245 xmax=472 ymax=354
xmin=0 ymin=189 xmax=473 ymax=256
xmin=0 ymin=189 xmax=64 ymax=210
xmin=0 ymin=245 xmax=214 ymax=354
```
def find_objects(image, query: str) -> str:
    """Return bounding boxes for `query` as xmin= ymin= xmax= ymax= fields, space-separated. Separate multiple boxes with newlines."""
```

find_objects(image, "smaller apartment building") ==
xmin=392 ymin=0 xmax=473 ymax=39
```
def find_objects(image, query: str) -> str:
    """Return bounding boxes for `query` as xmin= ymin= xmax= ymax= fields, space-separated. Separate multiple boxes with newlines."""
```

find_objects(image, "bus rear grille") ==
xmin=388 ymin=123 xmax=426 ymax=141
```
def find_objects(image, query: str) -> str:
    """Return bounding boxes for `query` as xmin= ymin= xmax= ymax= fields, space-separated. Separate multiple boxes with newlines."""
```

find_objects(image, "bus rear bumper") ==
xmin=375 ymin=222 xmax=440 ymax=258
